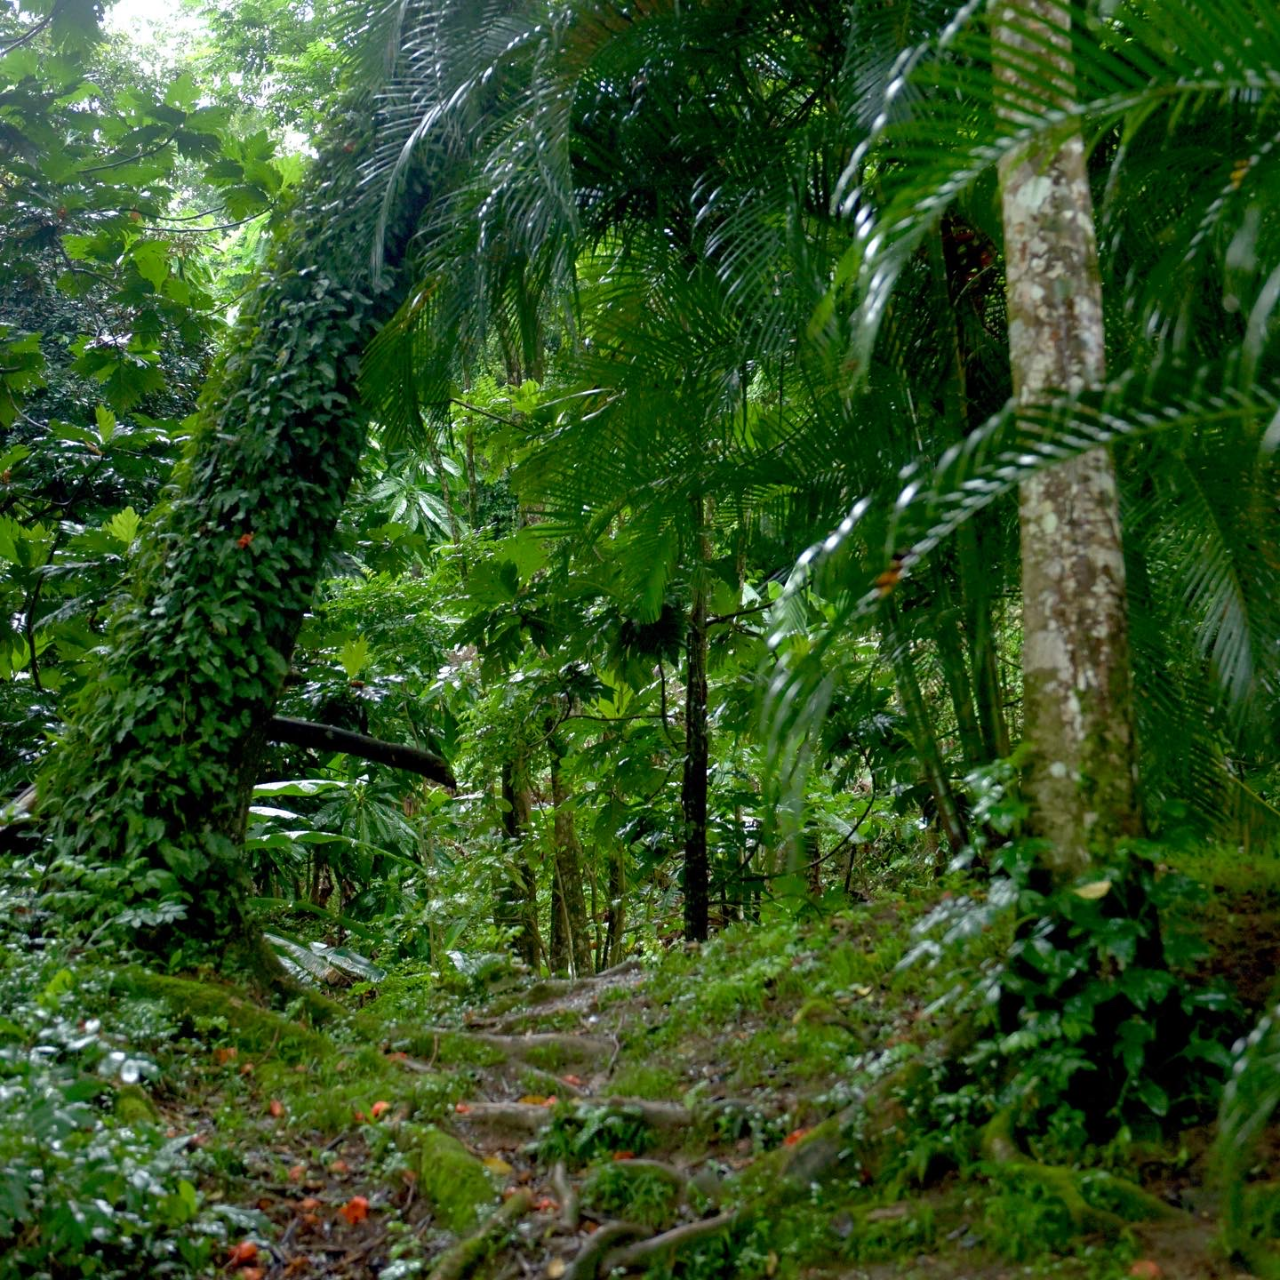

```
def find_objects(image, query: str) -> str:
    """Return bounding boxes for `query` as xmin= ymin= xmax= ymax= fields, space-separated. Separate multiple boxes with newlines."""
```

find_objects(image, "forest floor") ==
xmin=107 ymin=870 xmax=1280 ymax=1280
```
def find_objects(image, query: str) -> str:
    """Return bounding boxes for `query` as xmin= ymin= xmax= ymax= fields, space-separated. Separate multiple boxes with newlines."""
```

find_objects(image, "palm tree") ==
xmin=764 ymin=0 xmax=1280 ymax=863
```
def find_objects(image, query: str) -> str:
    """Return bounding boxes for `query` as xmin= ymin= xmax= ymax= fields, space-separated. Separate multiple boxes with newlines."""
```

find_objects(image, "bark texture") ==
xmin=681 ymin=498 xmax=711 ymax=942
xmin=498 ymin=755 xmax=541 ymax=968
xmin=995 ymin=0 xmax=1140 ymax=873
xmin=548 ymin=733 xmax=593 ymax=977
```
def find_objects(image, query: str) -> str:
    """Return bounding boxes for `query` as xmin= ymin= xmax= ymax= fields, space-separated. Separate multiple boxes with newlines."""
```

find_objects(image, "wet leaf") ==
xmin=339 ymin=1194 xmax=370 ymax=1225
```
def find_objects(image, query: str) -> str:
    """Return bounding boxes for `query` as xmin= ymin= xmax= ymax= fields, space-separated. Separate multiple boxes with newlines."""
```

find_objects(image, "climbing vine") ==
xmin=40 ymin=100 xmax=431 ymax=970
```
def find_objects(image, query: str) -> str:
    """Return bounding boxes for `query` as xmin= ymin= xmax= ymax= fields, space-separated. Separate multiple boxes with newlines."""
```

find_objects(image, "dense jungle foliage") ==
xmin=2 ymin=0 xmax=1280 ymax=1276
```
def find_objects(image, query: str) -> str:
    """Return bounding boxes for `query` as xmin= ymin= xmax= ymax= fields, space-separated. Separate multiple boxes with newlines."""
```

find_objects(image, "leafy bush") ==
xmin=0 ymin=873 xmax=253 ymax=1278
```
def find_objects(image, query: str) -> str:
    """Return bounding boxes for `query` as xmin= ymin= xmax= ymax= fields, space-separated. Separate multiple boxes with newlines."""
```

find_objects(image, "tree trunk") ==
xmin=681 ymin=497 xmax=711 ymax=943
xmin=498 ymin=754 xmax=541 ymax=969
xmin=548 ymin=732 xmax=593 ymax=977
xmin=39 ymin=112 xmax=431 ymax=968
xmin=995 ymin=0 xmax=1140 ymax=875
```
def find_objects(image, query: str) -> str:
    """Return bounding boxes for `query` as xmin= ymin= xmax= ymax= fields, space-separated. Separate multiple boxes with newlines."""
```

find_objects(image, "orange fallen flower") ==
xmin=214 ymin=1047 xmax=237 ymax=1066
xmin=371 ymin=1100 xmax=391 ymax=1119
xmin=238 ymin=1061 xmax=255 ymax=1076
xmin=329 ymin=1159 xmax=350 ymax=1175
xmin=339 ymin=1194 xmax=370 ymax=1225
xmin=561 ymin=1074 xmax=584 ymax=1087
xmin=353 ymin=1109 xmax=367 ymax=1123
xmin=240 ymin=1269 xmax=264 ymax=1280
xmin=227 ymin=1240 xmax=258 ymax=1265
xmin=299 ymin=1197 xmax=321 ymax=1212
xmin=534 ymin=1197 xmax=560 ymax=1212
xmin=454 ymin=1102 xmax=472 ymax=1114
xmin=782 ymin=1127 xmax=812 ymax=1147
xmin=268 ymin=1099 xmax=285 ymax=1118
xmin=611 ymin=1151 xmax=635 ymax=1161
xmin=288 ymin=1163 xmax=306 ymax=1182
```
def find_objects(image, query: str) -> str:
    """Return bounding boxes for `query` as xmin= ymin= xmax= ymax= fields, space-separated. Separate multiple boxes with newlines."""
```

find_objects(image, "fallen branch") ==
xmin=601 ymin=1211 xmax=740 ymax=1272
xmin=427 ymin=1189 xmax=533 ymax=1280
xmin=268 ymin=716 xmax=455 ymax=789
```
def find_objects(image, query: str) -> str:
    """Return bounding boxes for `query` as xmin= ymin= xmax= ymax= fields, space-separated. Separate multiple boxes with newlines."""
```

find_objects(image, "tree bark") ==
xmin=681 ymin=497 xmax=711 ymax=943
xmin=547 ymin=731 xmax=593 ymax=977
xmin=267 ymin=718 xmax=454 ymax=787
xmin=995 ymin=0 xmax=1140 ymax=874
xmin=498 ymin=754 xmax=541 ymax=969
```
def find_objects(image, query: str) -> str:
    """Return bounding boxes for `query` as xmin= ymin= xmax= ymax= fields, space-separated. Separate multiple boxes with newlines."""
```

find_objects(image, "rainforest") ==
xmin=1 ymin=0 xmax=1279 ymax=1276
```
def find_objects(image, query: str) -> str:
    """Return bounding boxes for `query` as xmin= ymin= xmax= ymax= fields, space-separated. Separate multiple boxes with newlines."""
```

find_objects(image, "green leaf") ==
xmin=1071 ymin=880 xmax=1112 ymax=901
xmin=339 ymin=635 xmax=370 ymax=678
xmin=105 ymin=506 xmax=141 ymax=545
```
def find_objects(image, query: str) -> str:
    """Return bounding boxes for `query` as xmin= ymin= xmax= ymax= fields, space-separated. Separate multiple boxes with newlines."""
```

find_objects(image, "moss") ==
xmin=115 ymin=968 xmax=330 ymax=1061
xmin=609 ymin=1063 xmax=683 ymax=1100
xmin=404 ymin=1124 xmax=497 ymax=1232
xmin=113 ymin=1083 xmax=161 ymax=1126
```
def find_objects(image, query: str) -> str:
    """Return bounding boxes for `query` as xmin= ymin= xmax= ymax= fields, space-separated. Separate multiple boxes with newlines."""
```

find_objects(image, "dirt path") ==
xmin=204 ymin=962 xmax=1244 ymax=1280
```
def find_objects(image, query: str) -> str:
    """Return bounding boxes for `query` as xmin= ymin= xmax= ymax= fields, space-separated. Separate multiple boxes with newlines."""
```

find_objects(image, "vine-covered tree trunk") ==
xmin=39 ymin=105 xmax=431 ymax=970
xmin=681 ymin=496 xmax=711 ymax=943
xmin=547 ymin=733 xmax=592 ymax=977
xmin=995 ymin=0 xmax=1140 ymax=874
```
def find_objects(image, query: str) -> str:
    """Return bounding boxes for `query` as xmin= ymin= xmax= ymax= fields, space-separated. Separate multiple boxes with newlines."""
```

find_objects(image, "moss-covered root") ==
xmin=426 ymin=1188 xmax=533 ymax=1280
xmin=408 ymin=1126 xmax=498 ymax=1233
xmin=115 ymin=968 xmax=333 ymax=1059
xmin=980 ymin=1111 xmax=1183 ymax=1236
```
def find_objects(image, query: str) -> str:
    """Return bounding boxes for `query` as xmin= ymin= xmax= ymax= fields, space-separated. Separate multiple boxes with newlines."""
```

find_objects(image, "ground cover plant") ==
xmin=3 ymin=0 xmax=1280 ymax=1276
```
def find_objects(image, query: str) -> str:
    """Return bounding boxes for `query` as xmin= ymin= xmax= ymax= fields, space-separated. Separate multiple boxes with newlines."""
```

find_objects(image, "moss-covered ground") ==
xmin=5 ymin=854 xmax=1280 ymax=1279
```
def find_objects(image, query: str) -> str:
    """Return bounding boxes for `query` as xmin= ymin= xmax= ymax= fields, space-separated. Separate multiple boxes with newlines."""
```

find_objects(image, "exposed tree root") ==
xmin=436 ymin=1029 xmax=615 ymax=1066
xmin=980 ymin=1111 xmax=1184 ymax=1236
xmin=601 ymin=1210 xmax=741 ymax=1273
xmin=550 ymin=1160 xmax=579 ymax=1229
xmin=560 ymin=1220 xmax=647 ymax=1280
xmin=426 ymin=1189 xmax=534 ymax=1280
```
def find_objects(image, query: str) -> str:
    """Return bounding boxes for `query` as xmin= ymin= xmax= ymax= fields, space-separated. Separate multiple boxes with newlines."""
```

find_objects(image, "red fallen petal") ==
xmin=240 ymin=1269 xmax=265 ymax=1280
xmin=329 ymin=1159 xmax=350 ymax=1174
xmin=238 ymin=1061 xmax=255 ymax=1075
xmin=339 ymin=1194 xmax=370 ymax=1225
xmin=611 ymin=1151 xmax=635 ymax=1161
xmin=454 ymin=1102 xmax=472 ymax=1114
xmin=214 ymin=1047 xmax=238 ymax=1065
xmin=783 ymin=1127 xmax=812 ymax=1147
xmin=541 ymin=1096 xmax=558 ymax=1107
xmin=561 ymin=1074 xmax=584 ymax=1086
xmin=353 ymin=1110 xmax=367 ymax=1123
xmin=228 ymin=1241 xmax=258 ymax=1265
xmin=299 ymin=1197 xmax=321 ymax=1211
xmin=534 ymin=1197 xmax=560 ymax=1212
xmin=371 ymin=1100 xmax=391 ymax=1119
xmin=288 ymin=1164 xmax=306 ymax=1182
xmin=268 ymin=1099 xmax=285 ymax=1118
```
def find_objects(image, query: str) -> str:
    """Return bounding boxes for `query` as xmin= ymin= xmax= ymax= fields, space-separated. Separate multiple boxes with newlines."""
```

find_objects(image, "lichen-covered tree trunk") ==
xmin=39 ymin=106 xmax=430 ymax=968
xmin=995 ymin=0 xmax=1140 ymax=874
